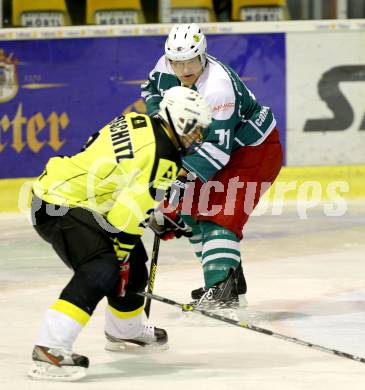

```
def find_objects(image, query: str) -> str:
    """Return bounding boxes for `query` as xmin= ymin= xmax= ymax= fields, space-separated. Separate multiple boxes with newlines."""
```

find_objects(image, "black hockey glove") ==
xmin=167 ymin=175 xmax=188 ymax=208
xmin=148 ymin=206 xmax=193 ymax=241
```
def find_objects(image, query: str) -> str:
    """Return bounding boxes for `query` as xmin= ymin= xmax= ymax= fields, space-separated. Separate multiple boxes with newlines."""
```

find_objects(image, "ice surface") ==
xmin=0 ymin=202 xmax=365 ymax=389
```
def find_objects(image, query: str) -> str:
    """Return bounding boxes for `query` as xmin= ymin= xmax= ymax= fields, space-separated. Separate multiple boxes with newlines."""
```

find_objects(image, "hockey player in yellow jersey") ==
xmin=28 ymin=86 xmax=212 ymax=382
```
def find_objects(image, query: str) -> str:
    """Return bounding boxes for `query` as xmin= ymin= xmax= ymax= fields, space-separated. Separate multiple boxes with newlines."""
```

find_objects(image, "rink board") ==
xmin=0 ymin=31 xmax=285 ymax=179
xmin=1 ymin=165 xmax=364 ymax=212
xmin=0 ymin=20 xmax=364 ymax=210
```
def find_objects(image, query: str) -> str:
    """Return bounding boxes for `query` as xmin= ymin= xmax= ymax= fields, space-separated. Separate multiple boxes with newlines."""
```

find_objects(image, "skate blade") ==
xmin=198 ymin=296 xmax=248 ymax=319
xmin=193 ymin=300 xmax=239 ymax=311
xmin=183 ymin=296 xmax=249 ymax=323
xmin=28 ymin=361 xmax=87 ymax=382
xmin=238 ymin=294 xmax=248 ymax=308
xmin=182 ymin=306 xmax=240 ymax=324
xmin=105 ymin=340 xmax=169 ymax=353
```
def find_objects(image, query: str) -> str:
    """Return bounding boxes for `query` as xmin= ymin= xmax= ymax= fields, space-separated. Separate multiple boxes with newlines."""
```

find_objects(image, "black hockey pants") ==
xmin=31 ymin=196 xmax=148 ymax=315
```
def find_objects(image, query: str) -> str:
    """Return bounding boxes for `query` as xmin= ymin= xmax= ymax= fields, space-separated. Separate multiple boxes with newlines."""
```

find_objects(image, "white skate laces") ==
xmin=196 ymin=287 xmax=215 ymax=307
xmin=140 ymin=324 xmax=155 ymax=340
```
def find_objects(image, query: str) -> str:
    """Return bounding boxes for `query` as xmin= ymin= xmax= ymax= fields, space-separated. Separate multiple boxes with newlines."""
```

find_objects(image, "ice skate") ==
xmin=191 ymin=264 xmax=248 ymax=310
xmin=105 ymin=325 xmax=168 ymax=351
xmin=28 ymin=345 xmax=89 ymax=382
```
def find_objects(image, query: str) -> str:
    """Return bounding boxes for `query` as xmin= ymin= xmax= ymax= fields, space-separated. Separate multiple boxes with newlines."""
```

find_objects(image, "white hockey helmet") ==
xmin=165 ymin=23 xmax=207 ymax=63
xmin=159 ymin=86 xmax=212 ymax=137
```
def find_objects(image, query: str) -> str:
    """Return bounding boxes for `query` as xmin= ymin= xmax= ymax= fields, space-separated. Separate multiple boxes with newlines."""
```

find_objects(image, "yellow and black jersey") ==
xmin=33 ymin=112 xmax=181 ymax=239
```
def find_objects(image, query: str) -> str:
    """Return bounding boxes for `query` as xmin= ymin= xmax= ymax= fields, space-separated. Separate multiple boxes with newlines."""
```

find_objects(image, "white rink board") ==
xmin=286 ymin=30 xmax=365 ymax=165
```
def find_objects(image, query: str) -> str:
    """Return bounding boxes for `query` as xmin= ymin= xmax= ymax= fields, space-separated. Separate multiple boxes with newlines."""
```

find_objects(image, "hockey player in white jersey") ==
xmin=143 ymin=24 xmax=283 ymax=309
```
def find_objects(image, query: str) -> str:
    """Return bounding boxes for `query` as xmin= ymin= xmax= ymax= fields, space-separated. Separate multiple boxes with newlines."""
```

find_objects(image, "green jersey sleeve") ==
xmin=141 ymin=56 xmax=180 ymax=115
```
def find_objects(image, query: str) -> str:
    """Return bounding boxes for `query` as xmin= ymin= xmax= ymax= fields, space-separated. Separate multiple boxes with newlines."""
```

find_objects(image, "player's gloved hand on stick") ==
xmin=167 ymin=175 xmax=188 ymax=208
xmin=149 ymin=201 xmax=192 ymax=241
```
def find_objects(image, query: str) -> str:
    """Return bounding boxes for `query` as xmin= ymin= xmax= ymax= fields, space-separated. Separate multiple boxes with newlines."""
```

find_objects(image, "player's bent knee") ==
xmin=88 ymin=254 xmax=120 ymax=293
xmin=60 ymin=253 xmax=120 ymax=314
xmin=73 ymin=253 xmax=119 ymax=295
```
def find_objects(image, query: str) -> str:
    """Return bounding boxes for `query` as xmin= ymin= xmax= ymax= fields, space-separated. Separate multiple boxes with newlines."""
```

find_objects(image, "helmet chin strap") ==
xmin=165 ymin=107 xmax=184 ymax=153
xmin=200 ymin=54 xmax=207 ymax=68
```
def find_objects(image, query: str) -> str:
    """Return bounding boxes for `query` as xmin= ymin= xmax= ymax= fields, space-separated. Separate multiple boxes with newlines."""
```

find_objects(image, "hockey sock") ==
xmin=199 ymin=221 xmax=241 ymax=288
xmin=181 ymin=215 xmax=203 ymax=259
xmin=104 ymin=304 xmax=144 ymax=339
xmin=35 ymin=299 xmax=90 ymax=350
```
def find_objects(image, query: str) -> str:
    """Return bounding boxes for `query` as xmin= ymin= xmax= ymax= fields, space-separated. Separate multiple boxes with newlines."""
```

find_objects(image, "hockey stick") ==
xmin=138 ymin=291 xmax=365 ymax=364
xmin=144 ymin=235 xmax=160 ymax=318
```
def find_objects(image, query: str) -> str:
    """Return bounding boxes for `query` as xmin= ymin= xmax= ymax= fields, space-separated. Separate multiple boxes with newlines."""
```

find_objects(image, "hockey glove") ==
xmin=167 ymin=175 xmax=188 ymax=208
xmin=149 ymin=205 xmax=193 ymax=241
xmin=111 ymin=237 xmax=131 ymax=297
xmin=114 ymin=257 xmax=129 ymax=297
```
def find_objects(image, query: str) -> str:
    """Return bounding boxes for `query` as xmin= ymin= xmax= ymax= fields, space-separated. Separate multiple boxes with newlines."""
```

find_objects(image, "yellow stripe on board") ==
xmin=108 ymin=304 xmax=144 ymax=319
xmin=263 ymin=165 xmax=365 ymax=201
xmin=51 ymin=299 xmax=90 ymax=326
xmin=0 ymin=177 xmax=34 ymax=212
xmin=0 ymin=165 xmax=364 ymax=212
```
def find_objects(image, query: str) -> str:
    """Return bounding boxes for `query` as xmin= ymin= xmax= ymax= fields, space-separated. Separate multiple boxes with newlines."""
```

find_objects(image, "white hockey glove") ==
xmin=168 ymin=175 xmax=188 ymax=208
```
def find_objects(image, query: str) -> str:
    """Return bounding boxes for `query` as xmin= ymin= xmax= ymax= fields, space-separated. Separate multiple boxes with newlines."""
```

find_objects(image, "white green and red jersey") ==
xmin=141 ymin=54 xmax=276 ymax=182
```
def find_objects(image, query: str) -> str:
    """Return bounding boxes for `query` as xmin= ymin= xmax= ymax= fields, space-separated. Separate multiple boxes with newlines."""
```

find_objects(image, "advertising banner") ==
xmin=286 ymin=30 xmax=365 ymax=166
xmin=0 ymin=33 xmax=285 ymax=178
